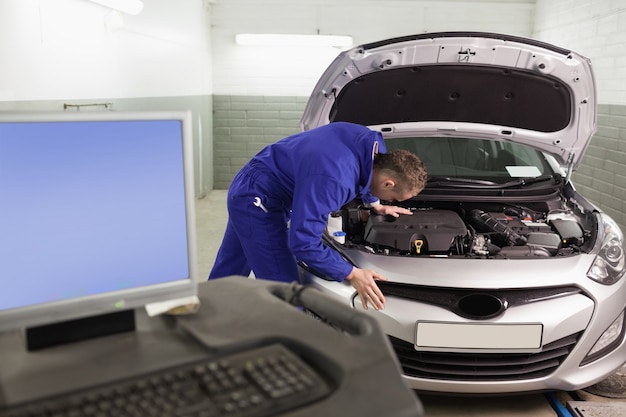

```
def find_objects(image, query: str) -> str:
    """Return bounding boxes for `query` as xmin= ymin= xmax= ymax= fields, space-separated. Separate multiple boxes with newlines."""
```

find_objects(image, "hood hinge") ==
xmin=323 ymin=88 xmax=337 ymax=100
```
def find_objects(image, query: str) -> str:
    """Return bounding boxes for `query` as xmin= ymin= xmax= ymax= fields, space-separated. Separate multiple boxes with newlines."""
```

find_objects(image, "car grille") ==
xmin=389 ymin=332 xmax=582 ymax=381
xmin=377 ymin=282 xmax=582 ymax=317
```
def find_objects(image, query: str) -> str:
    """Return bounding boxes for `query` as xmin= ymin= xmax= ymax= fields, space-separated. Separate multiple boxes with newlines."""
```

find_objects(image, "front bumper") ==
xmin=302 ymin=270 xmax=626 ymax=394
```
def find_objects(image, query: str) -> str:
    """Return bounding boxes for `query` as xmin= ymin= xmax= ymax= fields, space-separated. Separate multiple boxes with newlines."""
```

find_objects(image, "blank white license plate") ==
xmin=415 ymin=321 xmax=543 ymax=351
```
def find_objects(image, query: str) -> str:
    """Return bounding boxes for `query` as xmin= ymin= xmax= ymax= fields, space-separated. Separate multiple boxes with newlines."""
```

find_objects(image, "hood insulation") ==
xmin=329 ymin=65 xmax=571 ymax=133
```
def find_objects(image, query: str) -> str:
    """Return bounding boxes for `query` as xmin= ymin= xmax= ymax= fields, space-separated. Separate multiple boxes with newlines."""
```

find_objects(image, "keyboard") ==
xmin=0 ymin=344 xmax=331 ymax=417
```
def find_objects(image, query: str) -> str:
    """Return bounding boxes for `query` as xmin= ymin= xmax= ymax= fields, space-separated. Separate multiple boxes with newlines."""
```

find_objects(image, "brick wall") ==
xmin=572 ymin=104 xmax=626 ymax=235
xmin=212 ymin=95 xmax=307 ymax=189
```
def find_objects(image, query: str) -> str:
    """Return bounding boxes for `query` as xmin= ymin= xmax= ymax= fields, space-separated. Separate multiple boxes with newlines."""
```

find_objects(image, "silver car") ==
xmin=298 ymin=32 xmax=626 ymax=394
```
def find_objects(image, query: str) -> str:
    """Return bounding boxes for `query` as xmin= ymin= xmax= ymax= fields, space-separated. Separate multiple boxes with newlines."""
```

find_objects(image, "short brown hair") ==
xmin=374 ymin=150 xmax=427 ymax=196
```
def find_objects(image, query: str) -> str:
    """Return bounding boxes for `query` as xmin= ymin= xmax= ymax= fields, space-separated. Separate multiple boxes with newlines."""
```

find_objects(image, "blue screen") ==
xmin=0 ymin=119 xmax=191 ymax=311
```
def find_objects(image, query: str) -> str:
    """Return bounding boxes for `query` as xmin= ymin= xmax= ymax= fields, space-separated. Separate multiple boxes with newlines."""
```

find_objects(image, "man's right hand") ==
xmin=345 ymin=267 xmax=386 ymax=310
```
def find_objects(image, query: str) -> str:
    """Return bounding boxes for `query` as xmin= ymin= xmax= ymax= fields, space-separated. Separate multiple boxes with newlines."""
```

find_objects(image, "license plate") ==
xmin=415 ymin=321 xmax=543 ymax=352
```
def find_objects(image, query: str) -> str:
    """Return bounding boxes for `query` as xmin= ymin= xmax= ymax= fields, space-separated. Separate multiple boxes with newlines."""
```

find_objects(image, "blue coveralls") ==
xmin=208 ymin=122 xmax=386 ymax=283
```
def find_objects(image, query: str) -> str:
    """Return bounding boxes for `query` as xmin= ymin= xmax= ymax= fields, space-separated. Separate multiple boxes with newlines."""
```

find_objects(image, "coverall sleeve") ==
xmin=288 ymin=174 xmax=354 ymax=281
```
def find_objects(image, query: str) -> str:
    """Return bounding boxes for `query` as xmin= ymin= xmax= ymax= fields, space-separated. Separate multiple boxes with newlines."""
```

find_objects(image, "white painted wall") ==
xmin=532 ymin=0 xmax=626 ymax=105
xmin=2 ymin=0 xmax=624 ymax=105
xmin=0 ymin=0 xmax=212 ymax=102
xmin=209 ymin=0 xmax=536 ymax=96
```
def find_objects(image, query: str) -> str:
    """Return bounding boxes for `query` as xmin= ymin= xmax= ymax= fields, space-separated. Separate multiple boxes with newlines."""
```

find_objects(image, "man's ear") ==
xmin=383 ymin=178 xmax=396 ymax=189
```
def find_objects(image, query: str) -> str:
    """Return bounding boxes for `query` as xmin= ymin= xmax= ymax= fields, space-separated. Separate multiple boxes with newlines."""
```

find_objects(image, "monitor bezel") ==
xmin=0 ymin=110 xmax=198 ymax=333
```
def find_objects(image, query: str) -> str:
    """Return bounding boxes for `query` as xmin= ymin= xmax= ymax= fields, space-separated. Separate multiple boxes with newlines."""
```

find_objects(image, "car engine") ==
xmin=327 ymin=203 xmax=590 ymax=258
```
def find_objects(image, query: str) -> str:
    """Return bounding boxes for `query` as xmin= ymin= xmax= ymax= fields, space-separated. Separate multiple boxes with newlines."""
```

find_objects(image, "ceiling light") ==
xmin=235 ymin=34 xmax=353 ymax=48
xmin=87 ymin=0 xmax=144 ymax=15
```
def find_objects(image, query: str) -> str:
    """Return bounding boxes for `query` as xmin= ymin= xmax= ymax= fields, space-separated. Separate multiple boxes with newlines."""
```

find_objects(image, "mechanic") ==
xmin=209 ymin=122 xmax=427 ymax=310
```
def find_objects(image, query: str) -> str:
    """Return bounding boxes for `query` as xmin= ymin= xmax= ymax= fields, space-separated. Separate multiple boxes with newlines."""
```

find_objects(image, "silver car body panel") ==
xmin=302 ymin=256 xmax=626 ymax=393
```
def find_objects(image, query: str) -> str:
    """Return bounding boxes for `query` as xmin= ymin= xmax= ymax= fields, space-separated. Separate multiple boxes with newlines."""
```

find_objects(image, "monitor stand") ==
xmin=25 ymin=310 xmax=136 ymax=351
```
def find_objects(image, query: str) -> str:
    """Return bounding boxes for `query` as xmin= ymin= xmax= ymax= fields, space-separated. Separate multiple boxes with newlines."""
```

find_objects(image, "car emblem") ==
xmin=454 ymin=293 xmax=507 ymax=320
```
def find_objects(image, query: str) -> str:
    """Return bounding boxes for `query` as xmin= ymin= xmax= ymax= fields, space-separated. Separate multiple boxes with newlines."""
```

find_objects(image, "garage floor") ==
xmin=195 ymin=190 xmax=626 ymax=416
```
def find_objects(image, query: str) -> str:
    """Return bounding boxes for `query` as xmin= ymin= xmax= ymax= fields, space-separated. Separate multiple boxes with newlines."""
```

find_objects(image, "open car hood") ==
xmin=301 ymin=32 xmax=597 ymax=170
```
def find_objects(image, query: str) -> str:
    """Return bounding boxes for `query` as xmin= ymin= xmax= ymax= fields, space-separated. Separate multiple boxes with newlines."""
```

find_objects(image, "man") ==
xmin=209 ymin=122 xmax=427 ymax=310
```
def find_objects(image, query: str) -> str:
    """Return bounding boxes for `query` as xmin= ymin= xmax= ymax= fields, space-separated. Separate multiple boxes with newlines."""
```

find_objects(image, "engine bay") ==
xmin=326 ymin=201 xmax=592 ymax=258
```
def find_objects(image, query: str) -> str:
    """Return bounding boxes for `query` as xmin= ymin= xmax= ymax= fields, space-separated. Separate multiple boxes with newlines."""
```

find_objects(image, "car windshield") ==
xmin=385 ymin=136 xmax=556 ymax=185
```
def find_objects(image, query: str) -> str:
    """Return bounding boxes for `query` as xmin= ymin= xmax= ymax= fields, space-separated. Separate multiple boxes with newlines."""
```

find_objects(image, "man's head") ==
xmin=370 ymin=150 xmax=427 ymax=202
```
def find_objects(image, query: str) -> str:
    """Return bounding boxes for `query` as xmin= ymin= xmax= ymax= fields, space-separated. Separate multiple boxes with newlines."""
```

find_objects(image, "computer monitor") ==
xmin=0 ymin=110 xmax=198 ymax=343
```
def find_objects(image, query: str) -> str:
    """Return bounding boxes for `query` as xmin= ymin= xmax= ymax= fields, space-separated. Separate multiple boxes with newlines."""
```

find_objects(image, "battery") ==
xmin=550 ymin=219 xmax=584 ymax=246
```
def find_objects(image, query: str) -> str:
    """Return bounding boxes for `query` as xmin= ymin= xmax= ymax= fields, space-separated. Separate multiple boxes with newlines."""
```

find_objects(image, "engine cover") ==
xmin=363 ymin=209 xmax=467 ymax=253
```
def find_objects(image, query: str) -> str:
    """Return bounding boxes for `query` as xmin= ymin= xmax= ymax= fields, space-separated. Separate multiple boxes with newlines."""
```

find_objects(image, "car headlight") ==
xmin=587 ymin=215 xmax=625 ymax=285
xmin=582 ymin=310 xmax=625 ymax=365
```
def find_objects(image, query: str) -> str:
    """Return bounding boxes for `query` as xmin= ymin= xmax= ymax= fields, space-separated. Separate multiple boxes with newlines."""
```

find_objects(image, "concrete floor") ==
xmin=195 ymin=190 xmax=626 ymax=417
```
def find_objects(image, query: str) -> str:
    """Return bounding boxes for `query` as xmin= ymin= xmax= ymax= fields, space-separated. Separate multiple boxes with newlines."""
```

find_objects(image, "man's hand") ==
xmin=345 ymin=267 xmax=386 ymax=310
xmin=371 ymin=204 xmax=412 ymax=218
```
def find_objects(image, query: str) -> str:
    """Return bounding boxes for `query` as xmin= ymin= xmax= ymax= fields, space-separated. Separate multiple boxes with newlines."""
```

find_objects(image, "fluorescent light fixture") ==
xmin=235 ymin=33 xmax=353 ymax=48
xmin=87 ymin=0 xmax=144 ymax=15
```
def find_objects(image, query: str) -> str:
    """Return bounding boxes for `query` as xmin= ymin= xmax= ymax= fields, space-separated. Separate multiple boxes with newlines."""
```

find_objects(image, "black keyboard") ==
xmin=0 ymin=344 xmax=331 ymax=417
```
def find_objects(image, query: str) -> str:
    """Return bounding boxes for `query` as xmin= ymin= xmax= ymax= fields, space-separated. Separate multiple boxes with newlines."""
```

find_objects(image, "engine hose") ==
xmin=468 ymin=209 xmax=527 ymax=246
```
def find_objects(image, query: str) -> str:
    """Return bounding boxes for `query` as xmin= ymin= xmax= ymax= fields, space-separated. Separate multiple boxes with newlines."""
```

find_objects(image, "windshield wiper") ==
xmin=427 ymin=176 xmax=500 ymax=187
xmin=426 ymin=174 xmax=558 ymax=189
xmin=498 ymin=175 xmax=558 ymax=188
